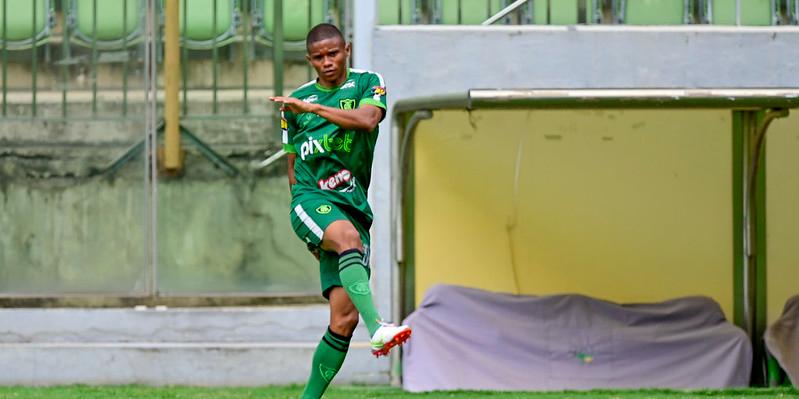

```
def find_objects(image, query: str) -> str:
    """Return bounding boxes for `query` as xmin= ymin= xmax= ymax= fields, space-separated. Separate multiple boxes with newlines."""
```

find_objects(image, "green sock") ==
xmin=338 ymin=249 xmax=382 ymax=336
xmin=300 ymin=327 xmax=351 ymax=399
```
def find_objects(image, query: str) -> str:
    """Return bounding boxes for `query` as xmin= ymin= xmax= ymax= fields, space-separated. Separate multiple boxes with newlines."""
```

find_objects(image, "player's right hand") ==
xmin=270 ymin=96 xmax=316 ymax=115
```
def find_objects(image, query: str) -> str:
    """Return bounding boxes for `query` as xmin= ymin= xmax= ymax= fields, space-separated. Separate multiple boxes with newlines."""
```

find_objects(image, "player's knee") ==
xmin=322 ymin=221 xmax=363 ymax=254
xmin=339 ymin=227 xmax=362 ymax=252
xmin=331 ymin=309 xmax=359 ymax=336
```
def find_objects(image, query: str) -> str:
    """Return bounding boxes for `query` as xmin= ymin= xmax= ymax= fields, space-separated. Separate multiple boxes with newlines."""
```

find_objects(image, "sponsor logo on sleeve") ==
xmin=371 ymin=86 xmax=386 ymax=96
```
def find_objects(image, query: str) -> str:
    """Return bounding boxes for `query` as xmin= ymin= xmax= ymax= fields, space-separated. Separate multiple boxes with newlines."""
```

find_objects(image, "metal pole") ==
xmin=181 ymin=0 xmax=188 ymax=116
xmin=91 ymin=0 xmax=97 ymax=115
xmin=795 ymin=0 xmax=798 ymax=24
xmin=211 ymin=0 xmax=218 ymax=114
xmin=706 ymin=0 xmax=713 ymax=24
xmin=164 ymin=0 xmax=182 ymax=170
xmin=736 ymin=0 xmax=741 ymax=26
xmin=482 ymin=0 xmax=530 ymax=25
xmin=32 ymin=0 xmax=38 ymax=117
xmin=392 ymin=109 xmax=433 ymax=387
xmin=742 ymin=108 xmax=788 ymax=385
xmin=147 ymin=0 xmax=159 ymax=297
xmin=273 ymin=0 xmax=284 ymax=134
xmin=242 ymin=0 xmax=249 ymax=114
xmin=61 ymin=0 xmax=70 ymax=118
xmin=770 ymin=0 xmax=777 ymax=25
xmin=3 ymin=0 xmax=9 ymax=117
xmin=683 ymin=0 xmax=689 ymax=24
xmin=122 ymin=0 xmax=129 ymax=116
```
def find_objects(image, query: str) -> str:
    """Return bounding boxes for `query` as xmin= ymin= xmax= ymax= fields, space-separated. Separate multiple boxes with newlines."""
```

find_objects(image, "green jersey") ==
xmin=282 ymin=68 xmax=387 ymax=222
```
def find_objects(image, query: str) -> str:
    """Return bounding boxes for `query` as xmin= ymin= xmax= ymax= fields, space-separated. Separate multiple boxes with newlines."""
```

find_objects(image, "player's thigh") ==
xmin=289 ymin=197 xmax=348 ymax=247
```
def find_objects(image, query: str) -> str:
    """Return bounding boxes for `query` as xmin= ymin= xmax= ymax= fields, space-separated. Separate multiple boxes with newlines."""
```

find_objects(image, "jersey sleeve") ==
xmin=358 ymin=72 xmax=387 ymax=119
xmin=281 ymin=109 xmax=297 ymax=154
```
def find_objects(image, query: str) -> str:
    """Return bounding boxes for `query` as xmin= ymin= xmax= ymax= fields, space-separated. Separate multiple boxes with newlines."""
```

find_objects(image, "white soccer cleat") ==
xmin=370 ymin=322 xmax=412 ymax=357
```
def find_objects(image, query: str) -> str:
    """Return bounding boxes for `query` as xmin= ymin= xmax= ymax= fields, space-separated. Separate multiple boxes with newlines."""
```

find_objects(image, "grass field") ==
xmin=0 ymin=386 xmax=795 ymax=399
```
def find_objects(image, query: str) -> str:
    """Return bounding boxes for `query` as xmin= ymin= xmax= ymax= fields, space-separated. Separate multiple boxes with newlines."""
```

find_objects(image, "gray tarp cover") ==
xmin=765 ymin=295 xmax=799 ymax=386
xmin=402 ymin=284 xmax=751 ymax=391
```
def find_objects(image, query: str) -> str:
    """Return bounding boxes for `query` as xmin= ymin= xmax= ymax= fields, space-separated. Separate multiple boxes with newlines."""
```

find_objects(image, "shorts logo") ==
xmin=371 ymin=86 xmax=386 ymax=96
xmin=339 ymin=98 xmax=356 ymax=110
xmin=316 ymin=204 xmax=332 ymax=214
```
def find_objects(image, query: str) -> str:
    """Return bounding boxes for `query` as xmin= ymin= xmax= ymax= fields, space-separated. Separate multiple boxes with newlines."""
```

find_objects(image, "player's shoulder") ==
xmin=289 ymin=79 xmax=318 ymax=99
xmin=349 ymin=68 xmax=385 ymax=85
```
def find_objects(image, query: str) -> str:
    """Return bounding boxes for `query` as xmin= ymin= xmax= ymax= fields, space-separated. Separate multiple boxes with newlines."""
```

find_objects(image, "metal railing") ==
xmin=377 ymin=0 xmax=798 ymax=25
xmin=4 ymin=0 xmax=797 ymax=123
xmin=0 ymin=0 xmax=339 ymax=121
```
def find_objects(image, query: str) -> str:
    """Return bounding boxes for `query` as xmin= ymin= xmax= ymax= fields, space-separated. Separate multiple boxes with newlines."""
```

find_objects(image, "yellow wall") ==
xmin=414 ymin=109 xmax=735 ymax=318
xmin=766 ymin=112 xmax=799 ymax=323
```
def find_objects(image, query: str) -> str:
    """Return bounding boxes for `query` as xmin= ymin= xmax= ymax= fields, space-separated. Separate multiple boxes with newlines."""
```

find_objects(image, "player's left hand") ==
xmin=270 ymin=96 xmax=315 ymax=114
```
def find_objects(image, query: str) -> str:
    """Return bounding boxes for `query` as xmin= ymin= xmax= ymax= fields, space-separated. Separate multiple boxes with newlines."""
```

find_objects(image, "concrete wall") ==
xmin=370 ymin=25 xmax=799 ymax=325
xmin=0 ymin=306 xmax=384 ymax=386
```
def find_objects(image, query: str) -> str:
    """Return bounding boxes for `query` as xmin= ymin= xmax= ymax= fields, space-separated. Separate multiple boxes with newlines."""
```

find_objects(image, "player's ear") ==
xmin=345 ymin=42 xmax=351 ymax=57
xmin=305 ymin=53 xmax=312 ymax=63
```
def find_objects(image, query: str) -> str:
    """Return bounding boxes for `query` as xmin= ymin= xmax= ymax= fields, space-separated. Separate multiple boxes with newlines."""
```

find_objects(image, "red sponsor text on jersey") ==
xmin=318 ymin=169 xmax=352 ymax=190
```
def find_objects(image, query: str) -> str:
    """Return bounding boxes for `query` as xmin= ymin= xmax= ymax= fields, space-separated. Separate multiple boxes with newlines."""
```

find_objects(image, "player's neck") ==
xmin=316 ymin=69 xmax=349 ymax=89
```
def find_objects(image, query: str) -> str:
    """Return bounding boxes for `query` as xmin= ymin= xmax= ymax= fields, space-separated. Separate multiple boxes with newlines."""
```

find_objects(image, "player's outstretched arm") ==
xmin=271 ymin=96 xmax=383 ymax=132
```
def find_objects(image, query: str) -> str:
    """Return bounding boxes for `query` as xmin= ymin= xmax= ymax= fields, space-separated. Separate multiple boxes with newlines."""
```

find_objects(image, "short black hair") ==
xmin=306 ymin=23 xmax=344 ymax=51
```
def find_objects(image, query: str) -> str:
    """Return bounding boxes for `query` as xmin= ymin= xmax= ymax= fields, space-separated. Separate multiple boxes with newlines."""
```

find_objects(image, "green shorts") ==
xmin=290 ymin=195 xmax=371 ymax=299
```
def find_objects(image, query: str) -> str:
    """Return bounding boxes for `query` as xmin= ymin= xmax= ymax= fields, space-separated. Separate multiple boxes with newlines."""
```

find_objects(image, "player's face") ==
xmin=306 ymin=37 xmax=350 ymax=87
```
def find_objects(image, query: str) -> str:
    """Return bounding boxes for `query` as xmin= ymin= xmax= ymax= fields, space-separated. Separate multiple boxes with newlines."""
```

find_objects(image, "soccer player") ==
xmin=270 ymin=23 xmax=411 ymax=399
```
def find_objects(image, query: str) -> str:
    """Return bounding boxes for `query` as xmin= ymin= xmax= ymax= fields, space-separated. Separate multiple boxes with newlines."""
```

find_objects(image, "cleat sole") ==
xmin=371 ymin=329 xmax=412 ymax=357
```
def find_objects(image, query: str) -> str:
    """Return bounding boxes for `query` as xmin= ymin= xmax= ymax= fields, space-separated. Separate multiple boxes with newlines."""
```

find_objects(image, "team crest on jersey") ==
xmin=339 ymin=99 xmax=356 ymax=110
xmin=371 ymin=86 xmax=386 ymax=96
